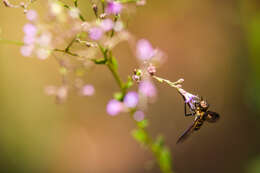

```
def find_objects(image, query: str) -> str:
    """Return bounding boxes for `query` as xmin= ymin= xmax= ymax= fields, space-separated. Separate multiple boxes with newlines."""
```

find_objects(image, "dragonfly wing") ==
xmin=205 ymin=111 xmax=220 ymax=123
xmin=176 ymin=120 xmax=197 ymax=144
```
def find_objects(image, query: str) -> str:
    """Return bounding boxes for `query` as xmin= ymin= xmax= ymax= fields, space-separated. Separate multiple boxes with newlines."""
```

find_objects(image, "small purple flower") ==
xmin=81 ymin=85 xmax=95 ymax=96
xmin=20 ymin=45 xmax=34 ymax=57
xmin=36 ymin=33 xmax=52 ymax=47
xmin=88 ymin=27 xmax=104 ymax=41
xmin=36 ymin=48 xmax=49 ymax=60
xmin=106 ymin=99 xmax=123 ymax=116
xmin=147 ymin=64 xmax=156 ymax=76
xmin=178 ymin=88 xmax=199 ymax=110
xmin=113 ymin=21 xmax=124 ymax=32
xmin=23 ymin=23 xmax=37 ymax=36
xmin=23 ymin=35 xmax=35 ymax=45
xmin=106 ymin=1 xmax=122 ymax=14
xmin=139 ymin=80 xmax=157 ymax=98
xmin=56 ymin=86 xmax=68 ymax=101
xmin=124 ymin=91 xmax=139 ymax=108
xmin=100 ymin=19 xmax=114 ymax=31
xmin=136 ymin=39 xmax=155 ymax=61
xmin=133 ymin=111 xmax=145 ymax=122
xmin=26 ymin=10 xmax=38 ymax=21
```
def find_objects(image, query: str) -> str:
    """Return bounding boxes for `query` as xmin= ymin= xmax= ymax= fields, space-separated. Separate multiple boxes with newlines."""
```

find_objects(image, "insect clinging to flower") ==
xmin=176 ymin=88 xmax=220 ymax=144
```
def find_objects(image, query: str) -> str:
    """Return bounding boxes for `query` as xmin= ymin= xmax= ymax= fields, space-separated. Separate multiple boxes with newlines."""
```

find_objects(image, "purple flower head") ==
xmin=133 ymin=111 xmax=145 ymax=122
xmin=81 ymin=84 xmax=95 ymax=96
xmin=106 ymin=99 xmax=123 ymax=116
xmin=88 ymin=27 xmax=104 ymax=41
xmin=36 ymin=48 xmax=50 ymax=60
xmin=20 ymin=45 xmax=34 ymax=57
xmin=178 ymin=88 xmax=200 ymax=110
xmin=26 ymin=10 xmax=38 ymax=21
xmin=23 ymin=23 xmax=37 ymax=37
xmin=56 ymin=86 xmax=68 ymax=101
xmin=106 ymin=1 xmax=122 ymax=14
xmin=113 ymin=21 xmax=124 ymax=32
xmin=36 ymin=33 xmax=52 ymax=47
xmin=136 ymin=39 xmax=155 ymax=61
xmin=139 ymin=80 xmax=157 ymax=98
xmin=23 ymin=35 xmax=35 ymax=45
xmin=100 ymin=19 xmax=114 ymax=31
xmin=124 ymin=91 xmax=139 ymax=108
xmin=147 ymin=64 xmax=156 ymax=76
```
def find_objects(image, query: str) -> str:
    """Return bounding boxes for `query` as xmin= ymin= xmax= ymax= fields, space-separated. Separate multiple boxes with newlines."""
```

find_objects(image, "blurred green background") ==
xmin=1 ymin=0 xmax=260 ymax=173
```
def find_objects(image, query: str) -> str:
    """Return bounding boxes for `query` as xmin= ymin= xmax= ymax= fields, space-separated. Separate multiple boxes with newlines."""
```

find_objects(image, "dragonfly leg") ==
xmin=184 ymin=103 xmax=194 ymax=116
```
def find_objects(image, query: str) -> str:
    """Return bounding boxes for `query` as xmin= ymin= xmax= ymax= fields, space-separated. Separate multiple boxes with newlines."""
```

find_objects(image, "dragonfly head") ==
xmin=199 ymin=100 xmax=209 ymax=111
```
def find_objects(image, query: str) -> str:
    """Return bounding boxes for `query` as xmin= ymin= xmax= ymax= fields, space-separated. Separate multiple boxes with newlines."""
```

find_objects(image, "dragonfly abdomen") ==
xmin=194 ymin=120 xmax=204 ymax=131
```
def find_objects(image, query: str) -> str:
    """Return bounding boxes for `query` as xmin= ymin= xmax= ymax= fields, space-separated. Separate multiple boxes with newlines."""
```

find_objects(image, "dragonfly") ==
xmin=176 ymin=92 xmax=220 ymax=144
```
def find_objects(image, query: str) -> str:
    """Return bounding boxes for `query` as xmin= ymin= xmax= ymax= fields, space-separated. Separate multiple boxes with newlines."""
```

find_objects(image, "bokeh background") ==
xmin=1 ymin=0 xmax=260 ymax=173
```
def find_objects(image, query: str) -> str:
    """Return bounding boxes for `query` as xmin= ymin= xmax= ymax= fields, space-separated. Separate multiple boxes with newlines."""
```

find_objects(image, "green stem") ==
xmin=153 ymin=76 xmax=183 ymax=89
xmin=58 ymin=0 xmax=85 ymax=21
xmin=100 ymin=48 xmax=174 ymax=172
xmin=107 ymin=62 xmax=124 ymax=89
xmin=65 ymin=37 xmax=76 ymax=52
xmin=0 ymin=38 xmax=24 ymax=46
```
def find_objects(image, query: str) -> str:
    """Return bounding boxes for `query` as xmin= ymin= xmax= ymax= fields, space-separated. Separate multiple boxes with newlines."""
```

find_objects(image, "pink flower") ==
xmin=36 ymin=48 xmax=49 ymax=60
xmin=20 ymin=45 xmax=34 ymax=57
xmin=23 ymin=23 xmax=37 ymax=36
xmin=88 ymin=27 xmax=104 ymax=41
xmin=136 ymin=39 xmax=155 ymax=61
xmin=124 ymin=91 xmax=139 ymax=108
xmin=106 ymin=1 xmax=122 ymax=14
xmin=36 ymin=33 xmax=52 ymax=47
xmin=139 ymin=80 xmax=157 ymax=98
xmin=133 ymin=111 xmax=145 ymax=122
xmin=106 ymin=99 xmax=123 ymax=116
xmin=100 ymin=19 xmax=114 ymax=31
xmin=23 ymin=35 xmax=35 ymax=45
xmin=26 ymin=10 xmax=38 ymax=21
xmin=81 ymin=85 xmax=95 ymax=96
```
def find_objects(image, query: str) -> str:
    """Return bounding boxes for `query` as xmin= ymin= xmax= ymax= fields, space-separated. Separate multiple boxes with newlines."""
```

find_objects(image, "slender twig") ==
xmin=0 ymin=38 xmax=24 ymax=46
xmin=99 ymin=47 xmax=173 ymax=172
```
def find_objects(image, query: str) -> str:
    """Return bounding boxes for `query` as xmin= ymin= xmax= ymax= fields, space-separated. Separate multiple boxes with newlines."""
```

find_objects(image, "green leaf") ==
xmin=114 ymin=92 xmax=124 ymax=101
xmin=93 ymin=58 xmax=107 ymax=64
xmin=124 ymin=76 xmax=133 ymax=89
xmin=151 ymin=135 xmax=164 ymax=153
xmin=158 ymin=147 xmax=173 ymax=173
xmin=73 ymin=0 xmax=78 ymax=7
xmin=63 ymin=4 xmax=70 ymax=9
xmin=131 ymin=128 xmax=147 ymax=145
xmin=137 ymin=119 xmax=148 ymax=129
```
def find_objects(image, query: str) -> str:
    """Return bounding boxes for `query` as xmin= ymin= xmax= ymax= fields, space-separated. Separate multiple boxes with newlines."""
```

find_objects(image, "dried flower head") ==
xmin=147 ymin=64 xmax=156 ymax=76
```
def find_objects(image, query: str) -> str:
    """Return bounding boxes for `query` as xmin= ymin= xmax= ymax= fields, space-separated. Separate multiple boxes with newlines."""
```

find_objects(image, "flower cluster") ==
xmin=106 ymin=91 xmax=146 ymax=121
xmin=21 ymin=10 xmax=52 ymax=59
xmin=4 ymin=0 xmax=179 ymax=172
